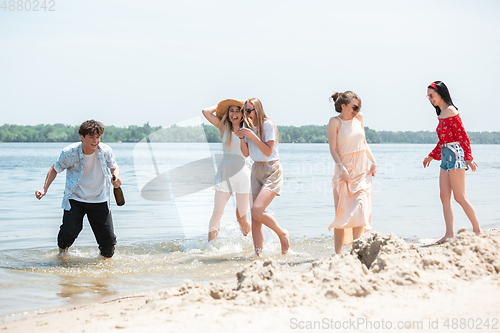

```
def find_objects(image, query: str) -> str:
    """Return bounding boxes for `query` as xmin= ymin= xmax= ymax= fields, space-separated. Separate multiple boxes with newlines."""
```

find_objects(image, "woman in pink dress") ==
xmin=422 ymin=81 xmax=482 ymax=243
xmin=327 ymin=91 xmax=377 ymax=254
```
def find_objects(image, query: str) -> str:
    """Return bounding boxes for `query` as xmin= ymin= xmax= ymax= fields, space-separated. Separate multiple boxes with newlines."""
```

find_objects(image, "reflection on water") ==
xmin=57 ymin=276 xmax=115 ymax=300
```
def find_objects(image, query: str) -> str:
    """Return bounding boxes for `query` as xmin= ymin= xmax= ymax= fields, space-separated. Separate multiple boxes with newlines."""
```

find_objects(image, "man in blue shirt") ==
xmin=35 ymin=120 xmax=122 ymax=258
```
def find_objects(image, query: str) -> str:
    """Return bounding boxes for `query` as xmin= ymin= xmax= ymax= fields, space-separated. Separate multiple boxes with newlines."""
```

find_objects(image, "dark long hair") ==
xmin=428 ymin=81 xmax=458 ymax=116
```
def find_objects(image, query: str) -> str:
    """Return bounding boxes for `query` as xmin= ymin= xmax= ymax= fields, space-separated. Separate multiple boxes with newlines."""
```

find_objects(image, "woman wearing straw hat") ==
xmin=202 ymin=99 xmax=252 ymax=242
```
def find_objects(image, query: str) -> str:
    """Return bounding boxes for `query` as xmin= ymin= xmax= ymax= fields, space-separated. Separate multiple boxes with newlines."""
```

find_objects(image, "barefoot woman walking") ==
xmin=423 ymin=81 xmax=482 ymax=243
xmin=327 ymin=91 xmax=377 ymax=255
xmin=236 ymin=98 xmax=290 ymax=257
xmin=202 ymin=99 xmax=251 ymax=242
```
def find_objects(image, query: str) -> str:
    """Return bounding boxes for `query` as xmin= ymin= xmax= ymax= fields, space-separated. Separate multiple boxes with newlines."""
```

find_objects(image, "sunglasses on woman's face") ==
xmin=245 ymin=108 xmax=255 ymax=114
xmin=426 ymin=94 xmax=435 ymax=99
xmin=352 ymin=105 xmax=359 ymax=111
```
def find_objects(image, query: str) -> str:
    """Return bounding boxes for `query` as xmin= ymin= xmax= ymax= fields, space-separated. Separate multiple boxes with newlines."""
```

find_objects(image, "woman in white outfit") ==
xmin=202 ymin=99 xmax=252 ymax=242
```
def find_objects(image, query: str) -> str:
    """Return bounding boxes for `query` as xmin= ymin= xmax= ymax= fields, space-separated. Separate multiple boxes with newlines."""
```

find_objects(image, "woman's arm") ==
xmin=234 ymin=127 xmax=250 ymax=157
xmin=202 ymin=106 xmax=221 ymax=128
xmin=356 ymin=113 xmax=377 ymax=164
xmin=427 ymin=145 xmax=441 ymax=161
xmin=356 ymin=113 xmax=377 ymax=176
xmin=327 ymin=117 xmax=349 ymax=181
xmin=451 ymin=114 xmax=477 ymax=171
xmin=236 ymin=127 xmax=273 ymax=157
xmin=426 ymin=119 xmax=444 ymax=165
xmin=451 ymin=115 xmax=473 ymax=161
xmin=365 ymin=145 xmax=376 ymax=164
xmin=365 ymin=142 xmax=377 ymax=176
xmin=239 ymin=136 xmax=249 ymax=157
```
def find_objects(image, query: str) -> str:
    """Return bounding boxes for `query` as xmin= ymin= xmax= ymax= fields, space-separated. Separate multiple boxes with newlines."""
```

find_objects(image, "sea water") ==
xmin=0 ymin=142 xmax=499 ymax=317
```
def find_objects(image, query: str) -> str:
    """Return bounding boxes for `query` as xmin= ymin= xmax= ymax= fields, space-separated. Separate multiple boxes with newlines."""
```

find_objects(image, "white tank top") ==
xmin=222 ymin=130 xmax=246 ymax=158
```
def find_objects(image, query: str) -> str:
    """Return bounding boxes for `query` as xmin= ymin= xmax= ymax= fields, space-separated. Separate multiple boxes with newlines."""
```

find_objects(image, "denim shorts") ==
xmin=440 ymin=144 xmax=466 ymax=171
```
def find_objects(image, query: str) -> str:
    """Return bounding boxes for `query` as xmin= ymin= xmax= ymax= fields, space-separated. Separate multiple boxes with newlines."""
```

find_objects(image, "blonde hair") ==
xmin=242 ymin=98 xmax=278 ymax=144
xmin=218 ymin=104 xmax=243 ymax=149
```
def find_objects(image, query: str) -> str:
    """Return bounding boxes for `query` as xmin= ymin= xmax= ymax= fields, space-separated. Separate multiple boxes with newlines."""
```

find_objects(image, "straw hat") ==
xmin=216 ymin=99 xmax=244 ymax=119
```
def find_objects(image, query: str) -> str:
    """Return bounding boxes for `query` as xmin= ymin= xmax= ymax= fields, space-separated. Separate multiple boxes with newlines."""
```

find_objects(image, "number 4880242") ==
xmin=1 ymin=0 xmax=56 ymax=11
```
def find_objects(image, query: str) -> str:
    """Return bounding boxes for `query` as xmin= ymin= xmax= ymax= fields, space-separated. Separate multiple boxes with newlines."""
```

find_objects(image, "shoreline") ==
xmin=3 ymin=229 xmax=500 ymax=332
xmin=0 ymin=258 xmax=314 ymax=322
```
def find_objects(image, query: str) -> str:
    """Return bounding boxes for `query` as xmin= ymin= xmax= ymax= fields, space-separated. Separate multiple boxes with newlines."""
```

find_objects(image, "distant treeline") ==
xmin=1 ymin=123 xmax=500 ymax=144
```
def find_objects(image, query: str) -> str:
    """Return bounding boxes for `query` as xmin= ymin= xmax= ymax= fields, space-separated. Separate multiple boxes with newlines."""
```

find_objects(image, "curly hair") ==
xmin=78 ymin=120 xmax=104 ymax=137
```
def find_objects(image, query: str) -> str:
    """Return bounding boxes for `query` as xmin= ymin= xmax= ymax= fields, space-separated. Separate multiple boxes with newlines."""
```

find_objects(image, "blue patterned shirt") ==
xmin=54 ymin=142 xmax=118 ymax=211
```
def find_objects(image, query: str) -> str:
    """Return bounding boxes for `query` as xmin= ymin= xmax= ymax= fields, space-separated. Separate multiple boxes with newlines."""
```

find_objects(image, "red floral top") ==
xmin=429 ymin=114 xmax=472 ymax=161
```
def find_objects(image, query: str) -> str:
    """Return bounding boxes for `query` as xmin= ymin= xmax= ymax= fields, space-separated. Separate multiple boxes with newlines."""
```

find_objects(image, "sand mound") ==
xmin=427 ymin=228 xmax=500 ymax=278
xmin=154 ymin=229 xmax=500 ymax=307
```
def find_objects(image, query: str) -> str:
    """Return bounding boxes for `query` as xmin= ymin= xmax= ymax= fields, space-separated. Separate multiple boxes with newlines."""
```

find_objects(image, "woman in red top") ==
xmin=423 ymin=81 xmax=482 ymax=243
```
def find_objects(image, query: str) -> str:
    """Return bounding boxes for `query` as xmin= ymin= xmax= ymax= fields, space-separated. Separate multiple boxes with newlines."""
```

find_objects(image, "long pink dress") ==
xmin=328 ymin=116 xmax=372 ymax=246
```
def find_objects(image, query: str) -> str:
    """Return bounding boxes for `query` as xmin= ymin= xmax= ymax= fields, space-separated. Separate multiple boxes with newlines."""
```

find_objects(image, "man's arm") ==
xmin=35 ymin=165 xmax=58 ymax=200
xmin=110 ymin=166 xmax=122 ymax=188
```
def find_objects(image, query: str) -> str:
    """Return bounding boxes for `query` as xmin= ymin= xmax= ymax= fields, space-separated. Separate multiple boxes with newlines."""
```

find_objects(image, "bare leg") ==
xmin=333 ymin=188 xmax=339 ymax=214
xmin=334 ymin=228 xmax=344 ymax=254
xmin=208 ymin=191 xmax=231 ymax=242
xmin=235 ymin=193 xmax=251 ymax=236
xmin=251 ymin=214 xmax=264 ymax=258
xmin=334 ymin=226 xmax=364 ymax=255
xmin=437 ymin=168 xmax=454 ymax=243
xmin=449 ymin=169 xmax=482 ymax=236
xmin=249 ymin=194 xmax=264 ymax=257
xmin=332 ymin=188 xmax=343 ymax=254
xmin=251 ymin=190 xmax=290 ymax=256
xmin=352 ymin=226 xmax=365 ymax=241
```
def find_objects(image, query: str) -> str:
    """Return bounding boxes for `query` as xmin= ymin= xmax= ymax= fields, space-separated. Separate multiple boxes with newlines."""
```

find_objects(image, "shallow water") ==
xmin=1 ymin=142 xmax=499 ymax=317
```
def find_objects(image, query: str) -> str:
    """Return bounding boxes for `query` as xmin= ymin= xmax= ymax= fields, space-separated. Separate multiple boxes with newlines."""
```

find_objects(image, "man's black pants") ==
xmin=58 ymin=199 xmax=117 ymax=257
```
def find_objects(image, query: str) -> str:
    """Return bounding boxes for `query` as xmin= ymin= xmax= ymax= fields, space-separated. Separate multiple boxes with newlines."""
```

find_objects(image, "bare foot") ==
xmin=58 ymin=247 xmax=68 ymax=256
xmin=474 ymin=229 xmax=484 ymax=237
xmin=279 ymin=230 xmax=290 ymax=255
xmin=249 ymin=252 xmax=260 ymax=260
xmin=239 ymin=220 xmax=251 ymax=237
xmin=208 ymin=228 xmax=219 ymax=242
xmin=254 ymin=247 xmax=263 ymax=258
xmin=436 ymin=234 xmax=453 ymax=244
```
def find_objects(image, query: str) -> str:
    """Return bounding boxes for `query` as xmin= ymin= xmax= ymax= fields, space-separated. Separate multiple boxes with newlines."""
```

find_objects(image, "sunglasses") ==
xmin=352 ymin=105 xmax=359 ymax=111
xmin=426 ymin=94 xmax=435 ymax=99
xmin=245 ymin=108 xmax=255 ymax=114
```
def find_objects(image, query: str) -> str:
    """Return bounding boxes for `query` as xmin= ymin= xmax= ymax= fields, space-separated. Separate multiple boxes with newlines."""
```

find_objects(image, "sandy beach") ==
xmin=3 ymin=228 xmax=500 ymax=333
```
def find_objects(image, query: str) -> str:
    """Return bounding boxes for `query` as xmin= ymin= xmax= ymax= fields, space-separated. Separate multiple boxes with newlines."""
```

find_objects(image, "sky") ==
xmin=1 ymin=0 xmax=499 ymax=131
